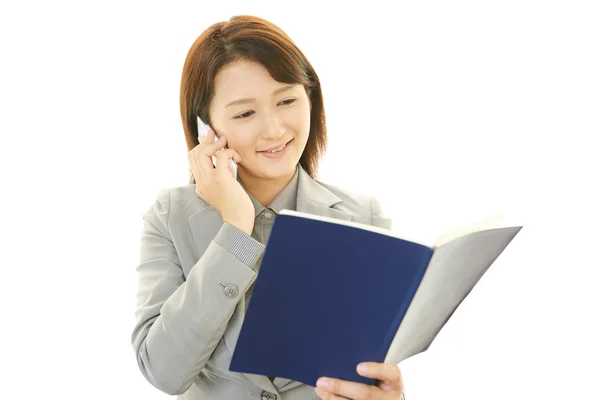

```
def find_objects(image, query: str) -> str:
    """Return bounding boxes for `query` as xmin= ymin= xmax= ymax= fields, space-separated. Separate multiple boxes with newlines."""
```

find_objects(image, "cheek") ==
xmin=287 ymin=106 xmax=311 ymax=135
xmin=299 ymin=102 xmax=312 ymax=134
xmin=225 ymin=130 xmax=257 ymax=153
xmin=297 ymin=112 xmax=312 ymax=143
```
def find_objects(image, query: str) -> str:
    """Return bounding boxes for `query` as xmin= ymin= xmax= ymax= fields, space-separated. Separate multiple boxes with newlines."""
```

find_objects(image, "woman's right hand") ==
xmin=188 ymin=128 xmax=255 ymax=235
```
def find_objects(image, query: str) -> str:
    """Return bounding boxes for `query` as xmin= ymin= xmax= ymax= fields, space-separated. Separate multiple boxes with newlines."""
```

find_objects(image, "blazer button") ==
xmin=261 ymin=391 xmax=277 ymax=400
xmin=223 ymin=284 xmax=239 ymax=299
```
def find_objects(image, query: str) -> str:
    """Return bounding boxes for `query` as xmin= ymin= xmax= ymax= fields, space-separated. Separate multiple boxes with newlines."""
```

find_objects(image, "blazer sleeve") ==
xmin=131 ymin=188 xmax=264 ymax=395
xmin=370 ymin=196 xmax=393 ymax=230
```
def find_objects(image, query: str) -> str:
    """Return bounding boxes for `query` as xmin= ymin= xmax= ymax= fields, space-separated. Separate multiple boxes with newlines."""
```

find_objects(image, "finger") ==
xmin=198 ymin=126 xmax=215 ymax=145
xmin=377 ymin=380 xmax=400 ymax=392
xmin=357 ymin=362 xmax=403 ymax=391
xmin=193 ymin=135 xmax=227 ymax=177
xmin=214 ymin=148 xmax=238 ymax=177
xmin=204 ymin=135 xmax=226 ymax=154
xmin=188 ymin=143 xmax=215 ymax=179
xmin=224 ymin=148 xmax=242 ymax=163
xmin=315 ymin=388 xmax=351 ymax=400
xmin=190 ymin=127 xmax=214 ymax=162
xmin=316 ymin=377 xmax=382 ymax=400
xmin=198 ymin=128 xmax=226 ymax=156
xmin=187 ymin=147 xmax=203 ymax=183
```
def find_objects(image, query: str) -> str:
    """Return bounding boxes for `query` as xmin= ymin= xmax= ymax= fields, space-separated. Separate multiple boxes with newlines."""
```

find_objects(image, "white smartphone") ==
xmin=197 ymin=117 xmax=238 ymax=179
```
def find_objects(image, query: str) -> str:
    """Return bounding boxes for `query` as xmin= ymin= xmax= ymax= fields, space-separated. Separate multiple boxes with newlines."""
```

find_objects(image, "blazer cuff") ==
xmin=214 ymin=222 xmax=265 ymax=269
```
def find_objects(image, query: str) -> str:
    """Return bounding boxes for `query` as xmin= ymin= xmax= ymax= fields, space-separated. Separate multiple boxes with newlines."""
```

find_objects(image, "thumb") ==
xmin=230 ymin=149 xmax=242 ymax=163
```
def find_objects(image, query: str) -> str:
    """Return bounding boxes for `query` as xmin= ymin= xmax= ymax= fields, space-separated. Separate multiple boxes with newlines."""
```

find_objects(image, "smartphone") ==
xmin=197 ymin=116 xmax=238 ymax=179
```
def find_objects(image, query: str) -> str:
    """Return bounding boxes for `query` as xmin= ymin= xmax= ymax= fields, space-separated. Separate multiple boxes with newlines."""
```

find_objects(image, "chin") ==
xmin=254 ymin=160 xmax=298 ymax=180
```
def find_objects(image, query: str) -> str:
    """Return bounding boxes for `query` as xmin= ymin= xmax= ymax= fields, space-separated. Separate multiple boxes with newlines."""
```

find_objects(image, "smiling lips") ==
xmin=258 ymin=138 xmax=293 ymax=157
xmin=258 ymin=139 xmax=292 ymax=154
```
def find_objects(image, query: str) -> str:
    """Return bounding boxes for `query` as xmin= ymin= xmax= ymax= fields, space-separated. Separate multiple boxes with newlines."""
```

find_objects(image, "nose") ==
xmin=261 ymin=114 xmax=285 ymax=141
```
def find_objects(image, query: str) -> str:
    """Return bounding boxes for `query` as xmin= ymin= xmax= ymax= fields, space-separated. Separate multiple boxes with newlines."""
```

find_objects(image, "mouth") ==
xmin=257 ymin=138 xmax=293 ymax=155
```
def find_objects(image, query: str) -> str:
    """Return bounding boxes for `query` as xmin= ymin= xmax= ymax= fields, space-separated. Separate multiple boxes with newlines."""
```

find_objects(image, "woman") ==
xmin=132 ymin=15 xmax=405 ymax=400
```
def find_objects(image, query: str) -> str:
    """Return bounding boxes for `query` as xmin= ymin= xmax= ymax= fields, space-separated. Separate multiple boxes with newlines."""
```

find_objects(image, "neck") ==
xmin=239 ymin=167 xmax=296 ymax=208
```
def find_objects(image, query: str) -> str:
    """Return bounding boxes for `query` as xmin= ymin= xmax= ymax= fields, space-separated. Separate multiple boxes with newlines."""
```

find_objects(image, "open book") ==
xmin=229 ymin=210 xmax=522 ymax=387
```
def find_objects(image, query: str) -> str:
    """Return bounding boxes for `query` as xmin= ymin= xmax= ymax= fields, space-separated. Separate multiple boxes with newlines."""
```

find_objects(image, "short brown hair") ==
xmin=180 ymin=15 xmax=327 ymax=184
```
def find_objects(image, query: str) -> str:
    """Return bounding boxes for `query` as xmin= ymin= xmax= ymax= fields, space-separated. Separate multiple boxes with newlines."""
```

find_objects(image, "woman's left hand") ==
xmin=315 ymin=362 xmax=404 ymax=399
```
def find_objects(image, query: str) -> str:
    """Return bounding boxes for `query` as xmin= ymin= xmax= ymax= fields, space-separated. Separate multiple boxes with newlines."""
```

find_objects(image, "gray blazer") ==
xmin=132 ymin=166 xmax=393 ymax=399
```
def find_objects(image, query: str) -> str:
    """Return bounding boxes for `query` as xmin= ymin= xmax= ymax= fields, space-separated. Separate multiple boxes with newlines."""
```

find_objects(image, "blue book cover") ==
xmin=229 ymin=210 xmax=521 ymax=387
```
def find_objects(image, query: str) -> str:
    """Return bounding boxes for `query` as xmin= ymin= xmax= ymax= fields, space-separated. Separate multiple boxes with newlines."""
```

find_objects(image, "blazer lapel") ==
xmin=296 ymin=166 xmax=353 ymax=222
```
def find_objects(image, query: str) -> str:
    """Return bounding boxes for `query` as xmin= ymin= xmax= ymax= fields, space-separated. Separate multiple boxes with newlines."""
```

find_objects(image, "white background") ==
xmin=1 ymin=1 xmax=598 ymax=399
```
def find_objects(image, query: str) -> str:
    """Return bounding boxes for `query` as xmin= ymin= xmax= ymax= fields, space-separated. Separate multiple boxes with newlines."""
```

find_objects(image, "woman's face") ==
xmin=208 ymin=59 xmax=311 ymax=182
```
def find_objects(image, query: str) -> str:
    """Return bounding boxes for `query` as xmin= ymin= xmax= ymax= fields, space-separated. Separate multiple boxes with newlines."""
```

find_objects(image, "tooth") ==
xmin=268 ymin=145 xmax=284 ymax=153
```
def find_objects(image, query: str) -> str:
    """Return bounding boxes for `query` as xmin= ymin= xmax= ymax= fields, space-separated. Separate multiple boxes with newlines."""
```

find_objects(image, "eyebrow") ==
xmin=225 ymin=84 xmax=296 ymax=108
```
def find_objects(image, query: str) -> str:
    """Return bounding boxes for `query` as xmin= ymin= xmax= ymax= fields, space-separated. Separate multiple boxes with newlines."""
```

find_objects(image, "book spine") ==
xmin=376 ymin=249 xmax=433 ymax=363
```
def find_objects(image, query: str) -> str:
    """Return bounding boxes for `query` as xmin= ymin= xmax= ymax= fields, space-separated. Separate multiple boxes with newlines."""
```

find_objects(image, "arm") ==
xmin=131 ymin=189 xmax=264 ymax=395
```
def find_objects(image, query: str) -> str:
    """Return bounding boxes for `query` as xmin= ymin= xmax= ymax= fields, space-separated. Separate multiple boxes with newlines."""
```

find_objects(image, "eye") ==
xmin=233 ymin=99 xmax=296 ymax=120
xmin=234 ymin=110 xmax=255 ymax=119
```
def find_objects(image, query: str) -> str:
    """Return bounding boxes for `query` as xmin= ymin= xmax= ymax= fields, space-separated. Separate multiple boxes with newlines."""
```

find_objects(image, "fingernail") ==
xmin=357 ymin=364 xmax=368 ymax=374
xmin=316 ymin=378 xmax=329 ymax=389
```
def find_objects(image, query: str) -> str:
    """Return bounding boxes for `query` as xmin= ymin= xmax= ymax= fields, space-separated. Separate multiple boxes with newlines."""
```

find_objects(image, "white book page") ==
xmin=278 ymin=209 xmax=433 ymax=246
xmin=279 ymin=209 xmax=506 ymax=248
xmin=433 ymin=214 xmax=505 ymax=247
xmin=384 ymin=226 xmax=522 ymax=364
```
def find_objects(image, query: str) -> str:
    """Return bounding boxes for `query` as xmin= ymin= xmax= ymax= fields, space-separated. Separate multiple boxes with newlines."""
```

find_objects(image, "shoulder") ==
xmin=143 ymin=184 xmax=209 ymax=223
xmin=147 ymin=184 xmax=207 ymax=207
xmin=315 ymin=179 xmax=392 ymax=229
xmin=316 ymin=179 xmax=373 ymax=211
xmin=168 ymin=184 xmax=208 ymax=209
